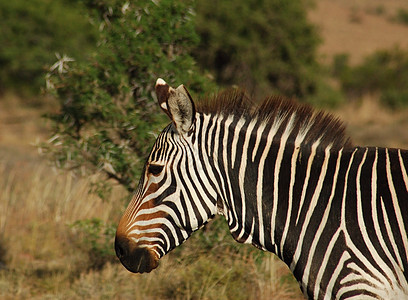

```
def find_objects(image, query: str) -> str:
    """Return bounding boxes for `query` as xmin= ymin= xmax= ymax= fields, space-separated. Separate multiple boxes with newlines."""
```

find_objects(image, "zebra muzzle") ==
xmin=114 ymin=235 xmax=159 ymax=273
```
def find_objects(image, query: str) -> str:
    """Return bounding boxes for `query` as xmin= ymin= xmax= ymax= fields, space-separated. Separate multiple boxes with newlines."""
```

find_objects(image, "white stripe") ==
xmin=222 ymin=116 xmax=240 ymax=232
xmin=136 ymin=244 xmax=161 ymax=259
xmin=271 ymin=114 xmax=296 ymax=245
xmin=222 ymin=115 xmax=234 ymax=171
xmin=386 ymin=149 xmax=408 ymax=268
xmin=340 ymin=148 xmax=358 ymax=230
xmin=244 ymin=217 xmax=255 ymax=244
xmin=236 ymin=119 xmax=257 ymax=240
xmin=306 ymin=149 xmax=342 ymax=298
xmin=257 ymin=116 xmax=284 ymax=246
xmin=169 ymin=137 xmax=204 ymax=231
xmin=128 ymin=227 xmax=171 ymax=251
xmin=168 ymin=141 xmax=188 ymax=229
xmin=206 ymin=114 xmax=217 ymax=157
xmin=324 ymin=248 xmax=350 ymax=300
xmin=337 ymin=282 xmax=384 ymax=299
xmin=251 ymin=121 xmax=267 ymax=162
xmin=201 ymin=115 xmax=227 ymax=215
xmin=324 ymin=250 xmax=351 ymax=300
xmin=231 ymin=118 xmax=247 ymax=169
xmin=344 ymin=237 xmax=391 ymax=293
xmin=341 ymin=262 xmax=382 ymax=287
xmin=279 ymin=135 xmax=303 ymax=254
xmin=292 ymin=144 xmax=331 ymax=272
xmin=315 ymin=148 xmax=358 ymax=297
xmin=398 ymin=149 xmax=408 ymax=191
xmin=312 ymin=227 xmax=342 ymax=298
xmin=295 ymin=140 xmax=320 ymax=225
xmin=340 ymin=149 xmax=391 ymax=289
xmin=179 ymin=137 xmax=215 ymax=228
xmin=380 ymin=198 xmax=408 ymax=290
xmin=134 ymin=217 xmax=183 ymax=247
xmin=371 ymin=149 xmax=406 ymax=286
xmin=134 ymin=236 xmax=166 ymax=255
xmin=355 ymin=149 xmax=396 ymax=289
xmin=208 ymin=115 xmax=236 ymax=228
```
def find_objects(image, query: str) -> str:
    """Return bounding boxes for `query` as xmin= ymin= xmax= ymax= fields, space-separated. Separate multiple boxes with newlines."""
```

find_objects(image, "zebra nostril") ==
xmin=116 ymin=243 xmax=124 ymax=258
xmin=114 ymin=235 xmax=128 ymax=259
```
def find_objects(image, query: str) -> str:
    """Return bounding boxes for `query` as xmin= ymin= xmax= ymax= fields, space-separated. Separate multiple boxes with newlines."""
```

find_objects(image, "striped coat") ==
xmin=115 ymin=79 xmax=408 ymax=299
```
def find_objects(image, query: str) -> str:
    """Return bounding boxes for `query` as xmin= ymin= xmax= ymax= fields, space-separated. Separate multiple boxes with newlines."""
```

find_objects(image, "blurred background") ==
xmin=1 ymin=0 xmax=408 ymax=299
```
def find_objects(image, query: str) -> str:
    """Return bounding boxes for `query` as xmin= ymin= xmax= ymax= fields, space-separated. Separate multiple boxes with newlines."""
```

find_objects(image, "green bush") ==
xmin=394 ymin=8 xmax=408 ymax=25
xmin=366 ymin=5 xmax=386 ymax=16
xmin=335 ymin=48 xmax=408 ymax=108
xmin=43 ymin=0 xmax=215 ymax=195
xmin=0 ymin=235 xmax=7 ymax=270
xmin=332 ymin=53 xmax=350 ymax=78
xmin=306 ymin=78 xmax=345 ymax=108
xmin=380 ymin=89 xmax=408 ymax=109
xmin=0 ymin=0 xmax=97 ymax=96
xmin=70 ymin=218 xmax=117 ymax=270
xmin=194 ymin=0 xmax=321 ymax=99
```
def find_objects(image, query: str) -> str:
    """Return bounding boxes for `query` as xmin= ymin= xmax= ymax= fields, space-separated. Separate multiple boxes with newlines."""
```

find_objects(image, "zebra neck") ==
xmin=203 ymin=115 xmax=343 ymax=258
xmin=248 ymin=145 xmax=343 ymax=258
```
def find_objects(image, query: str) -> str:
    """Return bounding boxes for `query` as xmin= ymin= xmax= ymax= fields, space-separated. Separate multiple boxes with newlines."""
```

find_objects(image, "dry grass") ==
xmin=0 ymin=93 xmax=52 ymax=155
xmin=333 ymin=95 xmax=408 ymax=149
xmin=65 ymin=246 xmax=302 ymax=300
xmin=0 ymin=137 xmax=303 ymax=299
xmin=0 ymin=161 xmax=125 ymax=298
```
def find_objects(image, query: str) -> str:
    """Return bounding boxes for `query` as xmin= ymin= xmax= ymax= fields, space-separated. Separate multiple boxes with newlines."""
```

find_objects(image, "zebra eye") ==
xmin=148 ymin=164 xmax=164 ymax=176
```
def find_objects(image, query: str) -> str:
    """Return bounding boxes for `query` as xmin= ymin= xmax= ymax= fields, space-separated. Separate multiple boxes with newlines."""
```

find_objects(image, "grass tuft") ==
xmin=0 ymin=159 xmax=303 ymax=299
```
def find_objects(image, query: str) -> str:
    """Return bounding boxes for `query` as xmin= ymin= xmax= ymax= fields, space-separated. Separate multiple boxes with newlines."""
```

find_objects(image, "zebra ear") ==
xmin=155 ymin=78 xmax=196 ymax=135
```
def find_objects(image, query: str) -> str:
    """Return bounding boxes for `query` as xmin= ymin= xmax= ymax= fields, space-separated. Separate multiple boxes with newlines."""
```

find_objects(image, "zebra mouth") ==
xmin=115 ymin=235 xmax=159 ymax=273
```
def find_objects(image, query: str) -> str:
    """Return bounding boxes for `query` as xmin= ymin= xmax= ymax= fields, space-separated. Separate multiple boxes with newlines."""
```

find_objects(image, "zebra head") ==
xmin=115 ymin=79 xmax=219 ymax=273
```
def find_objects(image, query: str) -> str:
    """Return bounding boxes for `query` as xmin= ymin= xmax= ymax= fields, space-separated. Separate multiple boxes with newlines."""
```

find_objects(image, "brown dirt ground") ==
xmin=309 ymin=0 xmax=408 ymax=65
xmin=0 ymin=94 xmax=51 ymax=163
xmin=308 ymin=0 xmax=408 ymax=150
xmin=333 ymin=95 xmax=408 ymax=149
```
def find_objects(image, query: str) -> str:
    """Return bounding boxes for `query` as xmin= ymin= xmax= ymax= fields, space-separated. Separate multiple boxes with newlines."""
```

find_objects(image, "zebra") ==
xmin=115 ymin=78 xmax=408 ymax=299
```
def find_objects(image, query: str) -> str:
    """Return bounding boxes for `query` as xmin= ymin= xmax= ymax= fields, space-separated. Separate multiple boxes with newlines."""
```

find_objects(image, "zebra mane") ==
xmin=196 ymin=89 xmax=352 ymax=150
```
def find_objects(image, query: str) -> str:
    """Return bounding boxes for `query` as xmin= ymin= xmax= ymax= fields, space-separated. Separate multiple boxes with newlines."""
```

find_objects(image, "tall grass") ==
xmin=0 ymin=161 xmax=125 ymax=298
xmin=0 ymin=160 xmax=303 ymax=299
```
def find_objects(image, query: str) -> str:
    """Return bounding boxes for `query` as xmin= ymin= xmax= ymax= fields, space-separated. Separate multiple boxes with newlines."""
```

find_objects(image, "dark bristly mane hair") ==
xmin=196 ymin=89 xmax=352 ymax=151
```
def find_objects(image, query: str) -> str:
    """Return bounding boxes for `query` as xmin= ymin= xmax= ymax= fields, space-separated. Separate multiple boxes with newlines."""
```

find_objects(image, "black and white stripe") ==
xmin=116 ymin=79 xmax=408 ymax=299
